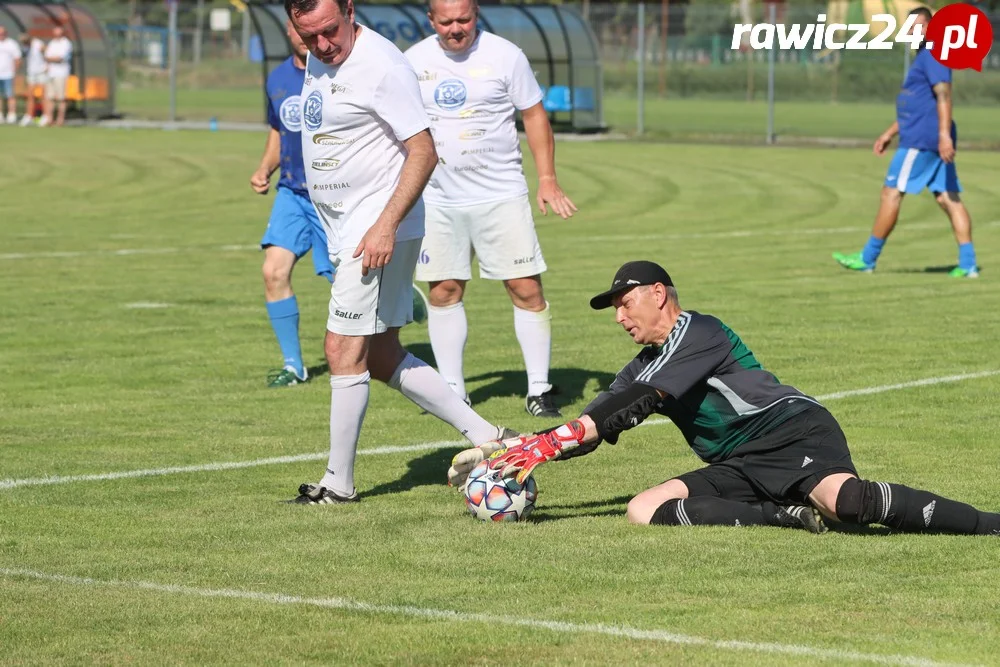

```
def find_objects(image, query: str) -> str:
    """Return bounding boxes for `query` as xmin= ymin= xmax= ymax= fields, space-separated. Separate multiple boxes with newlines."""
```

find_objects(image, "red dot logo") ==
xmin=926 ymin=3 xmax=994 ymax=72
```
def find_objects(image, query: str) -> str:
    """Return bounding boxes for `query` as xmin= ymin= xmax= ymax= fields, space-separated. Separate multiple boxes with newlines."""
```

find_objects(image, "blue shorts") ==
xmin=261 ymin=187 xmax=334 ymax=280
xmin=884 ymin=147 xmax=961 ymax=195
xmin=0 ymin=79 xmax=13 ymax=98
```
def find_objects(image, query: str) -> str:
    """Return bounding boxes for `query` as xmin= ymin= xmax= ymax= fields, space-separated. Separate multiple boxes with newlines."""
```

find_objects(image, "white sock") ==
xmin=319 ymin=372 xmax=370 ymax=496
xmin=514 ymin=302 xmax=552 ymax=397
xmin=389 ymin=352 xmax=497 ymax=444
xmin=428 ymin=301 xmax=468 ymax=399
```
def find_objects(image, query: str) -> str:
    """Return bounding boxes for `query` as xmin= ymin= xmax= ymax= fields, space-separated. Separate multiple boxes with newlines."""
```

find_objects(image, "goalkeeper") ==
xmin=448 ymin=261 xmax=1000 ymax=536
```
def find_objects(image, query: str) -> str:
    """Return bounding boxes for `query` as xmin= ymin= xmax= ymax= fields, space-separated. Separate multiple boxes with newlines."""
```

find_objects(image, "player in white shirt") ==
xmin=19 ymin=34 xmax=47 ymax=126
xmin=0 ymin=26 xmax=21 ymax=124
xmin=406 ymin=0 xmax=578 ymax=419
xmin=285 ymin=0 xmax=519 ymax=505
xmin=42 ymin=26 xmax=72 ymax=127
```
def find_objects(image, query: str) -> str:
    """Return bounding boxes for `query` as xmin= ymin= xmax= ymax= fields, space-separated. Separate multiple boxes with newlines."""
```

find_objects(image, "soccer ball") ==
xmin=463 ymin=460 xmax=538 ymax=522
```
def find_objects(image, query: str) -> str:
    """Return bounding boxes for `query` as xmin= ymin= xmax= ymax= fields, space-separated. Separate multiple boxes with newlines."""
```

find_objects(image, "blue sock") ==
xmin=266 ymin=296 xmax=304 ymax=378
xmin=861 ymin=236 xmax=886 ymax=267
xmin=958 ymin=243 xmax=977 ymax=270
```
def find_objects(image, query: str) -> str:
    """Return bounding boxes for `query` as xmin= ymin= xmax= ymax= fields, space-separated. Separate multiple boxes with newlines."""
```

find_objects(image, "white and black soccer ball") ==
xmin=463 ymin=460 xmax=538 ymax=522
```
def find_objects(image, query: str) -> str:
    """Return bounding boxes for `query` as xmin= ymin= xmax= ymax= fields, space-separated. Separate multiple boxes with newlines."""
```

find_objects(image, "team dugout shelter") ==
xmin=0 ymin=0 xmax=115 ymax=118
xmin=247 ymin=1 xmax=604 ymax=132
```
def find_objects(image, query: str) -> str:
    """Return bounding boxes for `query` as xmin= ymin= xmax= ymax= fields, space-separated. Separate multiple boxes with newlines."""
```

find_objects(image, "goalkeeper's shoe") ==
xmin=526 ymin=389 xmax=561 ymax=418
xmin=833 ymin=251 xmax=875 ymax=273
xmin=766 ymin=504 xmax=828 ymax=534
xmin=948 ymin=266 xmax=980 ymax=279
xmin=287 ymin=483 xmax=360 ymax=505
xmin=267 ymin=366 xmax=308 ymax=388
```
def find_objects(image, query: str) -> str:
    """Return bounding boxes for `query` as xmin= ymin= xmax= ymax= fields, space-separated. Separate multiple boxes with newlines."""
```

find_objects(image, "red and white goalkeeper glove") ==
xmin=447 ymin=433 xmax=533 ymax=491
xmin=488 ymin=420 xmax=587 ymax=484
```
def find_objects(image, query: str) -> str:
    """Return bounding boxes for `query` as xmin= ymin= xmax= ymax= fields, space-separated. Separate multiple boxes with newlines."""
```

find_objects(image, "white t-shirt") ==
xmin=301 ymin=27 xmax=430 ymax=254
xmin=44 ymin=37 xmax=72 ymax=79
xmin=0 ymin=38 xmax=21 ymax=80
xmin=405 ymin=31 xmax=544 ymax=207
xmin=26 ymin=38 xmax=47 ymax=77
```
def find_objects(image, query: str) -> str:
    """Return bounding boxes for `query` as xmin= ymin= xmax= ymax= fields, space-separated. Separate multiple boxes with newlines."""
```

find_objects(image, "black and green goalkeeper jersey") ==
xmin=587 ymin=311 xmax=820 ymax=463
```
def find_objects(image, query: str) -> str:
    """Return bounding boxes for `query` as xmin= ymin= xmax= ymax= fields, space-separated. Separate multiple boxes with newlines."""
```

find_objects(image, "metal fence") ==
xmin=81 ymin=1 xmax=1000 ymax=144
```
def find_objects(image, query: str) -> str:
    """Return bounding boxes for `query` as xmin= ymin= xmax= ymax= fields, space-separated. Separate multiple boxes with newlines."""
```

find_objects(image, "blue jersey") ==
xmin=266 ymin=57 xmax=309 ymax=195
xmin=896 ymin=48 xmax=955 ymax=152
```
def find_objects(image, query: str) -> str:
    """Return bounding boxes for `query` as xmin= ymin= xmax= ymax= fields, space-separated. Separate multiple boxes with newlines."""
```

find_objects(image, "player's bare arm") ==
xmin=522 ymin=102 xmax=578 ymax=220
xmin=933 ymin=81 xmax=955 ymax=163
xmin=874 ymin=121 xmax=899 ymax=156
xmin=354 ymin=129 xmax=437 ymax=275
xmin=250 ymin=128 xmax=281 ymax=195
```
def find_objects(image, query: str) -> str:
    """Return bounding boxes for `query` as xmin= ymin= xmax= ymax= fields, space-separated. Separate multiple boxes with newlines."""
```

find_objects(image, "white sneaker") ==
xmin=5 ymin=113 xmax=16 ymax=124
xmin=38 ymin=116 xmax=50 ymax=127
xmin=19 ymin=115 xmax=32 ymax=127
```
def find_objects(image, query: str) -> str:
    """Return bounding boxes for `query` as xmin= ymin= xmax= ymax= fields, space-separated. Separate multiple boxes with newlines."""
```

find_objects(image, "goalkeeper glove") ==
xmin=447 ymin=434 xmax=532 ymax=491
xmin=488 ymin=420 xmax=587 ymax=484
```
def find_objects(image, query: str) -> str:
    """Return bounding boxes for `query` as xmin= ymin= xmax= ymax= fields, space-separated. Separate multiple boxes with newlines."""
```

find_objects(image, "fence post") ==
xmin=637 ymin=2 xmax=645 ymax=135
xmin=194 ymin=0 xmax=205 ymax=66
xmin=766 ymin=3 xmax=775 ymax=145
xmin=168 ymin=0 xmax=178 ymax=123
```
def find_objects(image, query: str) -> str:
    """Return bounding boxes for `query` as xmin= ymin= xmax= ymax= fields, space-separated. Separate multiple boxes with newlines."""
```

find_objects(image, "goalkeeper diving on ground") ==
xmin=448 ymin=260 xmax=1000 ymax=536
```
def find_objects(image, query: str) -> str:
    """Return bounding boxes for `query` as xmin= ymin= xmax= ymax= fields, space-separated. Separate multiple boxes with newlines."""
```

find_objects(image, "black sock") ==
xmin=836 ymin=478 xmax=986 ymax=535
xmin=650 ymin=497 xmax=769 ymax=527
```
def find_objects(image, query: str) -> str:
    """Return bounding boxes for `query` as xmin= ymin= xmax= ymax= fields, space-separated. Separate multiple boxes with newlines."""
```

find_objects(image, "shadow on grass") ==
xmin=529 ymin=508 xmax=627 ymax=523
xmin=888 ymin=264 xmax=963 ymax=275
xmin=363 ymin=447 xmax=458 ymax=499
xmin=464 ymin=367 xmax=616 ymax=407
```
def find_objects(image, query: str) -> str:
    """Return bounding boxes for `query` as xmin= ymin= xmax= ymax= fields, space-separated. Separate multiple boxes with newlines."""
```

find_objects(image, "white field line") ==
xmin=3 ymin=222 xmax=998 ymax=261
xmin=0 ymin=568 xmax=972 ymax=667
xmin=0 ymin=245 xmax=258 ymax=261
xmin=2 ymin=370 xmax=998 ymax=492
xmin=578 ymin=220 xmax=1000 ymax=244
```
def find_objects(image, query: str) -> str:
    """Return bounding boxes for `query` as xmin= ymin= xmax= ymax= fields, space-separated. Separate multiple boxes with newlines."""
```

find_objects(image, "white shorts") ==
xmin=414 ymin=195 xmax=547 ymax=282
xmin=27 ymin=74 xmax=48 ymax=87
xmin=45 ymin=77 xmax=67 ymax=101
xmin=326 ymin=237 xmax=421 ymax=336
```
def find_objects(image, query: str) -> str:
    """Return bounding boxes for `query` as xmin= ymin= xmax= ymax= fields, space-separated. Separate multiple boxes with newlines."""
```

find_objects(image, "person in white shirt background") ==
xmin=18 ymin=32 xmax=47 ymax=126
xmin=0 ymin=26 xmax=22 ymax=124
xmin=405 ymin=0 xmax=578 ymax=420
xmin=284 ymin=0 xmax=519 ymax=505
xmin=42 ymin=25 xmax=72 ymax=127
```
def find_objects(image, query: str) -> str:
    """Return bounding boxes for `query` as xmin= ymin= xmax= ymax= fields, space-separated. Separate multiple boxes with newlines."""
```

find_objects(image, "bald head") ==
xmin=427 ymin=0 xmax=479 ymax=53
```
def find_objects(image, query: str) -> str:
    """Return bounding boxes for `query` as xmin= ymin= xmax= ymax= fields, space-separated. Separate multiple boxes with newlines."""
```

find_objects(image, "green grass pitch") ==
xmin=1 ymin=126 xmax=998 ymax=665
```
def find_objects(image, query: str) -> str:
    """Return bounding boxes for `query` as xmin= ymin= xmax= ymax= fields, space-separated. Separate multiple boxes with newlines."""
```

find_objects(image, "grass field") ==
xmin=1 ymin=126 xmax=999 ymax=665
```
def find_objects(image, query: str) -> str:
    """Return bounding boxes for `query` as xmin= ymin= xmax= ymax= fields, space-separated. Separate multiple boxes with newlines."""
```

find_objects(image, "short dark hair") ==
xmin=285 ymin=0 xmax=349 ymax=19
xmin=909 ymin=6 xmax=933 ymax=21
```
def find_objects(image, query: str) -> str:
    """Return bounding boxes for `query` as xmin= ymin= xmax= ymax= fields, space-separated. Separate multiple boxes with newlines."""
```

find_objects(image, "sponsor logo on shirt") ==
xmin=316 ymin=202 xmax=344 ymax=214
xmin=458 ymin=108 xmax=495 ymax=120
xmin=468 ymin=67 xmax=492 ymax=78
xmin=304 ymin=90 xmax=323 ymax=132
xmin=459 ymin=128 xmax=487 ymax=140
xmin=278 ymin=95 xmax=302 ymax=132
xmin=434 ymin=78 xmax=467 ymax=110
xmin=311 ymin=158 xmax=341 ymax=171
xmin=312 ymin=133 xmax=357 ymax=146
xmin=460 ymin=147 xmax=494 ymax=155
xmin=417 ymin=70 xmax=438 ymax=82
xmin=312 ymin=182 xmax=351 ymax=190
xmin=454 ymin=164 xmax=489 ymax=172
xmin=329 ymin=83 xmax=349 ymax=95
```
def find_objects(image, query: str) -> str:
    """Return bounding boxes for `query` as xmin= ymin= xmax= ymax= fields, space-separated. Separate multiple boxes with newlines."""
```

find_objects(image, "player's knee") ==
xmin=504 ymin=276 xmax=544 ymax=310
xmin=428 ymin=280 xmax=464 ymax=307
xmin=262 ymin=260 xmax=291 ymax=290
xmin=880 ymin=187 xmax=903 ymax=204
xmin=626 ymin=495 xmax=656 ymax=525
xmin=834 ymin=477 xmax=898 ymax=525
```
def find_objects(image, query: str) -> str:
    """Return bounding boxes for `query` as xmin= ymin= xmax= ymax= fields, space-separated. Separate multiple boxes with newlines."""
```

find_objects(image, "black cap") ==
xmin=589 ymin=261 xmax=673 ymax=310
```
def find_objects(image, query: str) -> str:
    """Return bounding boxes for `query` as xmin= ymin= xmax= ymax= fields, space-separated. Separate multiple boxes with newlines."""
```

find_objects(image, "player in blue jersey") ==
xmin=833 ymin=7 xmax=979 ymax=278
xmin=251 ymin=21 xmax=334 ymax=387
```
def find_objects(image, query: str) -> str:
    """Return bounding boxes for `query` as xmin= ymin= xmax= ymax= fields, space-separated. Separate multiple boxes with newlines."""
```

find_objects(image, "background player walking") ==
xmin=406 ymin=0 xmax=578 ymax=419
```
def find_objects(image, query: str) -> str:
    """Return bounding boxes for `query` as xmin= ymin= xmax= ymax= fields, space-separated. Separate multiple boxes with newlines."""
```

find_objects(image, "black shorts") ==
xmin=673 ymin=406 xmax=858 ymax=505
